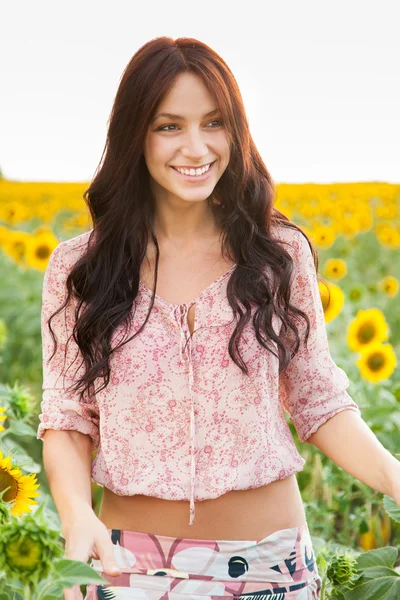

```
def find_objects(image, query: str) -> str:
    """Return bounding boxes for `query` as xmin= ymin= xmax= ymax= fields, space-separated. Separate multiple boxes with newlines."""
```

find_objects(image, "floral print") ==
xmin=36 ymin=225 xmax=361 ymax=525
xmin=84 ymin=523 xmax=322 ymax=599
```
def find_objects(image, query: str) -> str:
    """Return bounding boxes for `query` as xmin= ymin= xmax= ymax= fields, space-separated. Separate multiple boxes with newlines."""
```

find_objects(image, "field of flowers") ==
xmin=0 ymin=178 xmax=399 ymax=598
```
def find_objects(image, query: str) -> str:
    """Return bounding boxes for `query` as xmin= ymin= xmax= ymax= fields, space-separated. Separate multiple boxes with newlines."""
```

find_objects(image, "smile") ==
xmin=171 ymin=161 xmax=216 ymax=181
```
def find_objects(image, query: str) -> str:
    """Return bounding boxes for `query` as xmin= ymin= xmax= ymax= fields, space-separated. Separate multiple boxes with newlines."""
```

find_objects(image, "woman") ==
xmin=37 ymin=37 xmax=361 ymax=599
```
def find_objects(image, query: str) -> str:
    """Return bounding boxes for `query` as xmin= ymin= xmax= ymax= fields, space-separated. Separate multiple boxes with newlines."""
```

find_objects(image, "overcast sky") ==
xmin=1 ymin=0 xmax=399 ymax=184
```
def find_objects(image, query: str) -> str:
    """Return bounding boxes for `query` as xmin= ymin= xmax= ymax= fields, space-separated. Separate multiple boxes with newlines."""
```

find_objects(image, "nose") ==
xmin=181 ymin=128 xmax=209 ymax=158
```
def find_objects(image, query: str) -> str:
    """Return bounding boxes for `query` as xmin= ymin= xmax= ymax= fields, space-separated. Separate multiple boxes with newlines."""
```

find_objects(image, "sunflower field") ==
xmin=0 ymin=177 xmax=400 ymax=599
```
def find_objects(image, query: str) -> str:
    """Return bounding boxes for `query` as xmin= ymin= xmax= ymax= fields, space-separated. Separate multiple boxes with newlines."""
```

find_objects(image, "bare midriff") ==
xmin=97 ymin=474 xmax=308 ymax=543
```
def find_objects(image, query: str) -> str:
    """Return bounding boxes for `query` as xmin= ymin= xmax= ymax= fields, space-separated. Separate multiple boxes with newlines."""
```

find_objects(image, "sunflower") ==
xmin=0 ymin=225 xmax=10 ymax=246
xmin=357 ymin=342 xmax=397 ymax=383
xmin=378 ymin=275 xmax=399 ymax=298
xmin=326 ymin=549 xmax=359 ymax=588
xmin=1 ymin=229 xmax=32 ymax=266
xmin=0 ymin=502 xmax=64 ymax=586
xmin=0 ymin=201 xmax=29 ymax=225
xmin=318 ymin=280 xmax=344 ymax=323
xmin=347 ymin=308 xmax=389 ymax=353
xmin=323 ymin=258 xmax=348 ymax=281
xmin=376 ymin=204 xmax=398 ymax=219
xmin=340 ymin=220 xmax=361 ymax=239
xmin=0 ymin=450 xmax=40 ymax=516
xmin=376 ymin=225 xmax=400 ymax=248
xmin=0 ymin=406 xmax=7 ymax=432
xmin=24 ymin=230 xmax=59 ymax=271
xmin=311 ymin=225 xmax=336 ymax=249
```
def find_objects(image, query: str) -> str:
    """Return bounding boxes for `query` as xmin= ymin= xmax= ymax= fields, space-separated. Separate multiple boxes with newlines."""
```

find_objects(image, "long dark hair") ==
xmin=47 ymin=36 xmax=327 ymax=403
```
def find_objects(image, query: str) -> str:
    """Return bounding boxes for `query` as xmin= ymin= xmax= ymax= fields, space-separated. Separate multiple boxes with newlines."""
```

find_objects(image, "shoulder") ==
xmin=270 ymin=222 xmax=308 ymax=252
xmin=270 ymin=222 xmax=315 ymax=277
xmin=48 ymin=229 xmax=93 ymax=273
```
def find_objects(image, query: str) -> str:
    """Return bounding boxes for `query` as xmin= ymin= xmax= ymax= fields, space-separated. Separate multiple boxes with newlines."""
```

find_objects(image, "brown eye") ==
xmin=157 ymin=124 xmax=179 ymax=132
xmin=157 ymin=120 xmax=223 ymax=132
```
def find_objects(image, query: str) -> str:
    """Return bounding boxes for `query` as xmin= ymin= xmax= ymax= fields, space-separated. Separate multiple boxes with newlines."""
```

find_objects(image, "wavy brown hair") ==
xmin=46 ymin=36 xmax=328 ymax=403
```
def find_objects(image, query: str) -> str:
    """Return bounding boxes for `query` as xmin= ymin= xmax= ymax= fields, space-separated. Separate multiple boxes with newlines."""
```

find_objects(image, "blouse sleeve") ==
xmin=278 ymin=227 xmax=361 ymax=444
xmin=36 ymin=241 xmax=100 ymax=451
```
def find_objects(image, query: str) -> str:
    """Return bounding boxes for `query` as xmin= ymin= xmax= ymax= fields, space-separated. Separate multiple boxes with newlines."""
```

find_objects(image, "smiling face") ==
xmin=143 ymin=72 xmax=230 ymax=207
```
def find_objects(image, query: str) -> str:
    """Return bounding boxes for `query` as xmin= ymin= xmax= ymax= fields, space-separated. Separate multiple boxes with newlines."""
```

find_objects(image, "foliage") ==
xmin=0 ymin=181 xmax=399 ymax=597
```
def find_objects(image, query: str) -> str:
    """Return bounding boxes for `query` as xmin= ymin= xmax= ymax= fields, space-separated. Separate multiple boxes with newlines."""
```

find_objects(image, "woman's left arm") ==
xmin=307 ymin=408 xmax=400 ymax=505
xmin=277 ymin=227 xmax=400 ymax=506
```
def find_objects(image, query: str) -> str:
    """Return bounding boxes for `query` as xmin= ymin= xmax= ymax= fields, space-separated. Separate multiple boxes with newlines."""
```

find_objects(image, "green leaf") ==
xmin=53 ymin=559 xmax=108 ymax=586
xmin=355 ymin=546 xmax=399 ymax=571
xmin=35 ymin=579 xmax=64 ymax=600
xmin=343 ymin=577 xmax=400 ymax=599
xmin=40 ymin=591 xmax=64 ymax=600
xmin=383 ymin=495 xmax=400 ymax=524
xmin=0 ymin=578 xmax=25 ymax=595
xmin=7 ymin=421 xmax=37 ymax=437
xmin=358 ymin=566 xmax=400 ymax=579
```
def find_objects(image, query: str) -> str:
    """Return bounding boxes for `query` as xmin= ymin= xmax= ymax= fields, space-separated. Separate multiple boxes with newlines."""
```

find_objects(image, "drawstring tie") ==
xmin=172 ymin=303 xmax=196 ymax=526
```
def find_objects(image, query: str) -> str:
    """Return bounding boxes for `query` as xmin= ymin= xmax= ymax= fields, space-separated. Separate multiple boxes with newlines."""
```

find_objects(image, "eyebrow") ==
xmin=151 ymin=108 xmax=220 ymax=124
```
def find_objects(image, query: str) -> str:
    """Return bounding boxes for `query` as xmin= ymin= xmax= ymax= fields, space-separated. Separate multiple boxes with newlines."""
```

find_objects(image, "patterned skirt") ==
xmin=84 ymin=522 xmax=322 ymax=599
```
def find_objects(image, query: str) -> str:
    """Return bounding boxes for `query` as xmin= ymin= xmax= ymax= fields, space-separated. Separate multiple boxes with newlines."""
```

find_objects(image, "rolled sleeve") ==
xmin=36 ymin=241 xmax=100 ymax=451
xmin=278 ymin=228 xmax=361 ymax=444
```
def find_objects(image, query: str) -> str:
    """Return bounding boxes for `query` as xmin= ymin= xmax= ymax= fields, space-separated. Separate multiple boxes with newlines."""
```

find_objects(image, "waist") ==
xmin=88 ymin=520 xmax=322 ymax=598
xmin=97 ymin=474 xmax=307 ymax=542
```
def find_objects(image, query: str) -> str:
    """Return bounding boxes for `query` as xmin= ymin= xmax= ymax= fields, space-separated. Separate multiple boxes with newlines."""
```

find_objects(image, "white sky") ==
xmin=1 ymin=0 xmax=399 ymax=184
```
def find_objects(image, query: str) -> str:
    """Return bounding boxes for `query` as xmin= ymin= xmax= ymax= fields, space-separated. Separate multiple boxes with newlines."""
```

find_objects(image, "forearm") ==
xmin=307 ymin=409 xmax=400 ymax=498
xmin=42 ymin=429 xmax=95 ymax=533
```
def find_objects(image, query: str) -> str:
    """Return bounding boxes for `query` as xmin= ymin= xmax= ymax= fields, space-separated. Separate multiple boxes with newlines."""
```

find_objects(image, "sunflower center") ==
xmin=7 ymin=538 xmax=41 ymax=569
xmin=0 ymin=469 xmax=18 ymax=502
xmin=36 ymin=244 xmax=51 ymax=260
xmin=357 ymin=321 xmax=376 ymax=344
xmin=367 ymin=352 xmax=385 ymax=372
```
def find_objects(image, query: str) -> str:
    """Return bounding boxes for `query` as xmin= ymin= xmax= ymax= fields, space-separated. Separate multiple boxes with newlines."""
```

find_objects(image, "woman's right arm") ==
xmin=43 ymin=430 xmax=121 ymax=599
xmin=36 ymin=241 xmax=121 ymax=598
xmin=42 ymin=429 xmax=94 ymax=536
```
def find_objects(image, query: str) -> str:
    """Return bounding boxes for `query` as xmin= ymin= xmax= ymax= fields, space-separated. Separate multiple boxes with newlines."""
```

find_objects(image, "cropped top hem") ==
xmin=89 ymin=459 xmax=307 ymax=525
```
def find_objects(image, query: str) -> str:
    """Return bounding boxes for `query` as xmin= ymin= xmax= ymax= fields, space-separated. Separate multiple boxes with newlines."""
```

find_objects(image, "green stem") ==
xmin=23 ymin=584 xmax=32 ymax=600
xmin=319 ymin=572 xmax=328 ymax=600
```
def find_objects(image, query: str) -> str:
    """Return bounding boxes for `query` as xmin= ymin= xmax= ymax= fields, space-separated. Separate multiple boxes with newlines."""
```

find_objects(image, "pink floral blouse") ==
xmin=36 ymin=225 xmax=361 ymax=525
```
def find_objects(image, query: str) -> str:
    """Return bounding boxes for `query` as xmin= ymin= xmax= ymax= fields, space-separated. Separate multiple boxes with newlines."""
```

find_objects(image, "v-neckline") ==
xmin=139 ymin=263 xmax=237 ymax=308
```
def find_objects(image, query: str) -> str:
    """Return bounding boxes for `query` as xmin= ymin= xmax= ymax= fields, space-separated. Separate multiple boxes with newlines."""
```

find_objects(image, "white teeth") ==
xmin=174 ymin=162 xmax=212 ymax=176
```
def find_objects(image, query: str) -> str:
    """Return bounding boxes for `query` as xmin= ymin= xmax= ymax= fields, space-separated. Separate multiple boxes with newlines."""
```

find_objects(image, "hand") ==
xmin=387 ymin=458 xmax=400 ymax=506
xmin=384 ymin=458 xmax=400 ymax=511
xmin=62 ymin=508 xmax=121 ymax=600
xmin=391 ymin=476 xmax=400 ymax=510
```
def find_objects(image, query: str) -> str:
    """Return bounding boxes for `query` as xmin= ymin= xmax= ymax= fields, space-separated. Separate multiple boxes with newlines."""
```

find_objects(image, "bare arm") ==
xmin=43 ymin=429 xmax=121 ymax=599
xmin=42 ymin=429 xmax=95 ymax=534
xmin=307 ymin=409 xmax=400 ymax=499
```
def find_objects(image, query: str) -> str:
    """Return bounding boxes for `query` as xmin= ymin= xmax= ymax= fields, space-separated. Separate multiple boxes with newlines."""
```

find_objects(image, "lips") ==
xmin=170 ymin=160 xmax=216 ymax=182
xmin=171 ymin=160 xmax=216 ymax=173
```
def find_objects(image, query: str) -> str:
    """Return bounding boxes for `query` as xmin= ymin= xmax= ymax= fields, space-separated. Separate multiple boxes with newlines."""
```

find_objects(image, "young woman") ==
xmin=37 ymin=36 xmax=362 ymax=599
